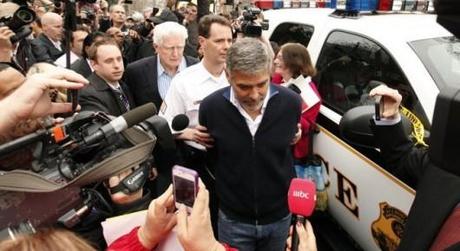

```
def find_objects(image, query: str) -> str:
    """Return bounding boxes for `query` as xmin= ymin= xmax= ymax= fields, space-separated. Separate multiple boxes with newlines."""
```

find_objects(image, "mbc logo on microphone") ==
xmin=288 ymin=178 xmax=317 ymax=217
xmin=293 ymin=190 xmax=311 ymax=199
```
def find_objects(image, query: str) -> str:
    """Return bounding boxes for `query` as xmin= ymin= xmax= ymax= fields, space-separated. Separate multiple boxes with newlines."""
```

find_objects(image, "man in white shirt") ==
xmin=54 ymin=27 xmax=89 ymax=68
xmin=161 ymin=15 xmax=233 ymax=150
xmin=160 ymin=14 xmax=233 ymax=233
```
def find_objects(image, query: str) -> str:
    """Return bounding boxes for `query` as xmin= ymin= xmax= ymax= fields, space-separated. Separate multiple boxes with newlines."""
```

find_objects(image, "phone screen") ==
xmin=173 ymin=175 xmax=196 ymax=207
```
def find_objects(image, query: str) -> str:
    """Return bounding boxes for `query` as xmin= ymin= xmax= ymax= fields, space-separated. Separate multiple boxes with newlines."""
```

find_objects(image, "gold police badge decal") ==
xmin=371 ymin=202 xmax=407 ymax=251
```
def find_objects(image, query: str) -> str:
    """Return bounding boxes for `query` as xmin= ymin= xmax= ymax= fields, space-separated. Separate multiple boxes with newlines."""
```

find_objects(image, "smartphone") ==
xmin=374 ymin=95 xmax=384 ymax=121
xmin=172 ymin=165 xmax=198 ymax=212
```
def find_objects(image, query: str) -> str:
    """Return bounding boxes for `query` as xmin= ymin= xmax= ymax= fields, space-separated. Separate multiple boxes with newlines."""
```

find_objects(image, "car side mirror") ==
xmin=339 ymin=105 xmax=412 ymax=149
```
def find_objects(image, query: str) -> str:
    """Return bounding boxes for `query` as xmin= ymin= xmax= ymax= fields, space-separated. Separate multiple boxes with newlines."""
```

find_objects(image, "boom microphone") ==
xmin=83 ymin=103 xmax=157 ymax=145
xmin=0 ymin=103 xmax=157 ymax=158
xmin=287 ymin=178 xmax=316 ymax=251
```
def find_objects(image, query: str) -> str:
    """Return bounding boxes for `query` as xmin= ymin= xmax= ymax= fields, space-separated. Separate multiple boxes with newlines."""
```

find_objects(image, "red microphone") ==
xmin=287 ymin=178 xmax=316 ymax=251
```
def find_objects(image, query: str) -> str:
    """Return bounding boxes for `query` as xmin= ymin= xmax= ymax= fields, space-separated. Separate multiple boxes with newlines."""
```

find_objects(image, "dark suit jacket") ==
xmin=79 ymin=72 xmax=135 ymax=116
xmin=30 ymin=34 xmax=64 ymax=62
xmin=124 ymin=55 xmax=199 ymax=109
xmin=71 ymin=58 xmax=92 ymax=78
xmin=372 ymin=121 xmax=460 ymax=251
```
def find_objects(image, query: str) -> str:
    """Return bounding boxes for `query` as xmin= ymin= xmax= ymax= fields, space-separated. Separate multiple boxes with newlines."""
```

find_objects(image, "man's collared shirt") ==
xmin=87 ymin=58 xmax=94 ymax=72
xmin=229 ymin=86 xmax=271 ymax=136
xmin=157 ymin=56 xmax=187 ymax=100
xmin=50 ymin=39 xmax=62 ymax=51
xmin=55 ymin=51 xmax=79 ymax=68
xmin=160 ymin=61 xmax=229 ymax=150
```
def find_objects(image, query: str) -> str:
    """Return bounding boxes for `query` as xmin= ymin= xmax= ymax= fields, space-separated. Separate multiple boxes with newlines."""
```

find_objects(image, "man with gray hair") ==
xmin=124 ymin=21 xmax=199 ymax=109
xmin=198 ymin=37 xmax=302 ymax=251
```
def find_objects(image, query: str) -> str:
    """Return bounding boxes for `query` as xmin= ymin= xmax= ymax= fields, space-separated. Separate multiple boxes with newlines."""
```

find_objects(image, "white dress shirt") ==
xmin=160 ymin=61 xmax=229 ymax=150
xmin=55 ymin=51 xmax=79 ymax=68
xmin=229 ymin=86 xmax=271 ymax=136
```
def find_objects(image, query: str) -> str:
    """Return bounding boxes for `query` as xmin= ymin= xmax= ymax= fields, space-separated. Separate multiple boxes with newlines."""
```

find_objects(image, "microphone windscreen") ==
xmin=287 ymin=178 xmax=316 ymax=217
xmin=171 ymin=114 xmax=190 ymax=131
xmin=123 ymin=103 xmax=157 ymax=127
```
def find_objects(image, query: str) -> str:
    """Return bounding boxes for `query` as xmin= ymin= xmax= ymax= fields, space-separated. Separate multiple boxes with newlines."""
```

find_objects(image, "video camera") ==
xmin=0 ymin=103 xmax=184 ymax=240
xmin=131 ymin=19 xmax=154 ymax=38
xmin=240 ymin=7 xmax=268 ymax=37
xmin=0 ymin=5 xmax=36 ymax=43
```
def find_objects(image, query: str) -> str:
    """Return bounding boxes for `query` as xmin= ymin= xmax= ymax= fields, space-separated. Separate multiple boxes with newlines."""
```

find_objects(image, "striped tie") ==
xmin=115 ymin=86 xmax=130 ymax=112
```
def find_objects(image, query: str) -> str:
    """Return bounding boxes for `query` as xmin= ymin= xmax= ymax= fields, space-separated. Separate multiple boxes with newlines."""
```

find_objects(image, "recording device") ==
xmin=172 ymin=165 xmax=198 ymax=213
xmin=240 ymin=7 xmax=269 ymax=37
xmin=0 ymin=103 xmax=156 ymax=160
xmin=0 ymin=103 xmax=179 ymax=240
xmin=0 ymin=6 xmax=36 ymax=43
xmin=171 ymin=114 xmax=190 ymax=132
xmin=79 ymin=9 xmax=96 ymax=25
xmin=374 ymin=95 xmax=384 ymax=121
xmin=131 ymin=19 xmax=154 ymax=38
xmin=0 ymin=103 xmax=157 ymax=193
xmin=287 ymin=178 xmax=316 ymax=251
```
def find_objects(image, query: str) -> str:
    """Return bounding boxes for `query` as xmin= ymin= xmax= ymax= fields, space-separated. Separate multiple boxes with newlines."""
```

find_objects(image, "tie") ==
xmin=430 ymin=205 xmax=460 ymax=251
xmin=114 ymin=86 xmax=130 ymax=112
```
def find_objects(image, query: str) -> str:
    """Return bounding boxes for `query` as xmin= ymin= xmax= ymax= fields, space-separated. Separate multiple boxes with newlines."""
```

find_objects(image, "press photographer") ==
xmin=236 ymin=7 xmax=268 ymax=38
xmin=0 ymin=2 xmax=42 ymax=72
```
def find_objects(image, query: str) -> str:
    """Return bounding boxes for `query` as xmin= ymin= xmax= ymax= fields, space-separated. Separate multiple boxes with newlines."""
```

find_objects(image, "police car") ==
xmin=262 ymin=2 xmax=459 ymax=250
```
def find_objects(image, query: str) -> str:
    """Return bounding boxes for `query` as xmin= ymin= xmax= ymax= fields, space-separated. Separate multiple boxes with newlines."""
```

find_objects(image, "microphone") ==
xmin=171 ymin=114 xmax=189 ymax=131
xmin=287 ymin=178 xmax=316 ymax=251
xmin=0 ymin=103 xmax=157 ymax=158
xmin=83 ymin=103 xmax=157 ymax=145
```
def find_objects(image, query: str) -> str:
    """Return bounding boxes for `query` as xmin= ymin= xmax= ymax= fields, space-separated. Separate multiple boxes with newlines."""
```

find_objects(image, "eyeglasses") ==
xmin=161 ymin=45 xmax=185 ymax=53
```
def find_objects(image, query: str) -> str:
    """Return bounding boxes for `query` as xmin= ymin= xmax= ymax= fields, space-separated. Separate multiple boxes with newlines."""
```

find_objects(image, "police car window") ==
xmin=410 ymin=36 xmax=460 ymax=90
xmin=315 ymin=31 xmax=430 ymax=130
xmin=269 ymin=22 xmax=314 ymax=47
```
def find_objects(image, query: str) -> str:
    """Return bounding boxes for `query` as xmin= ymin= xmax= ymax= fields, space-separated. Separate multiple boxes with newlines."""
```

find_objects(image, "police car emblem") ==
xmin=371 ymin=202 xmax=407 ymax=251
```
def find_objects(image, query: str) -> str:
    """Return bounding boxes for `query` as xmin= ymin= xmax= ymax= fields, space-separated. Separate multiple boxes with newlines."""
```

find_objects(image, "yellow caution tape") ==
xmin=400 ymin=106 xmax=428 ymax=147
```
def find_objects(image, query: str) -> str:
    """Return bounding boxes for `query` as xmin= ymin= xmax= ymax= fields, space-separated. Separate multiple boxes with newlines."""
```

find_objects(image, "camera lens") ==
xmin=16 ymin=9 xmax=34 ymax=23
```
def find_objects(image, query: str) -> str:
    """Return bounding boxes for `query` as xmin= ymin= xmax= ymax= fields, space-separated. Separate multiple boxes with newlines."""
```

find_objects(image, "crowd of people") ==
xmin=0 ymin=0 xmax=457 ymax=250
xmin=0 ymin=0 xmax=321 ymax=250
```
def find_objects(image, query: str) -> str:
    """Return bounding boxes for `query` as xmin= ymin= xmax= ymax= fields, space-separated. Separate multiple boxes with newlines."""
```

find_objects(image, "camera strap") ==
xmin=0 ymin=127 xmax=156 ymax=192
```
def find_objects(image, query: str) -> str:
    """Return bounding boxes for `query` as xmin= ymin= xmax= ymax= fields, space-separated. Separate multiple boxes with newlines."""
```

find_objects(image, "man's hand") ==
xmin=0 ymin=68 xmax=88 ymax=133
xmin=177 ymin=125 xmax=215 ymax=148
xmin=285 ymin=220 xmax=317 ymax=251
xmin=369 ymin=85 xmax=402 ymax=119
xmin=177 ymin=181 xmax=225 ymax=251
xmin=128 ymin=29 xmax=140 ymax=41
xmin=137 ymin=185 xmax=177 ymax=249
xmin=291 ymin=123 xmax=302 ymax=145
xmin=0 ymin=27 xmax=14 ymax=62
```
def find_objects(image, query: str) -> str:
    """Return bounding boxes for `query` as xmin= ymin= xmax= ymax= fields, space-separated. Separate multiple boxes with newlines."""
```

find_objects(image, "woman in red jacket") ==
xmin=274 ymin=43 xmax=321 ymax=160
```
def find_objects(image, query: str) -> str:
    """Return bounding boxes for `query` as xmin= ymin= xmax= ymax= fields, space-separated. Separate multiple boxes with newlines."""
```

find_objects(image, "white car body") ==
xmin=263 ymin=8 xmax=453 ymax=251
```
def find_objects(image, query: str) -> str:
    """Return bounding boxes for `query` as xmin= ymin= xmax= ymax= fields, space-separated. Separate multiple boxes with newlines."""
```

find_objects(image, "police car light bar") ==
xmin=255 ymin=0 xmax=433 ymax=13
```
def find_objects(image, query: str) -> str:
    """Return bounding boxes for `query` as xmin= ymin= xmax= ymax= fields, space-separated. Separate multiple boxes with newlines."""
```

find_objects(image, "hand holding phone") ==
xmin=369 ymin=84 xmax=402 ymax=120
xmin=374 ymin=95 xmax=384 ymax=121
xmin=172 ymin=165 xmax=198 ymax=213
